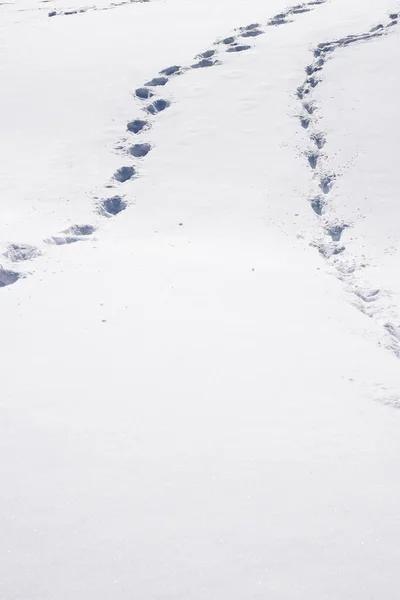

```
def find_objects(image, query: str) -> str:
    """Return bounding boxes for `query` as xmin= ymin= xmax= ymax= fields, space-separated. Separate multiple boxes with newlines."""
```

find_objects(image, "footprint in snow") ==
xmin=127 ymin=119 xmax=150 ymax=134
xmin=113 ymin=166 xmax=136 ymax=183
xmin=160 ymin=65 xmax=182 ymax=76
xmin=98 ymin=195 xmax=127 ymax=217
xmin=3 ymin=243 xmax=41 ymax=262
xmin=145 ymin=99 xmax=170 ymax=114
xmin=0 ymin=267 xmax=22 ymax=288
xmin=145 ymin=76 xmax=169 ymax=87
xmin=129 ymin=143 xmax=152 ymax=157
xmin=45 ymin=226 xmax=95 ymax=245
xmin=135 ymin=87 xmax=154 ymax=100
xmin=191 ymin=58 xmax=219 ymax=69
xmin=226 ymin=44 xmax=252 ymax=53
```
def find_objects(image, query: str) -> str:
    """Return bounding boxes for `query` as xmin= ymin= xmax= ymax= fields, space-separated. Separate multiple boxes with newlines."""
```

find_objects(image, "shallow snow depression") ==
xmin=1 ymin=0 xmax=400 ymax=598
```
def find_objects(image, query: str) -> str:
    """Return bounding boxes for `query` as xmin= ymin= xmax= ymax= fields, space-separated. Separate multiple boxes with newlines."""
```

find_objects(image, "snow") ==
xmin=1 ymin=0 xmax=400 ymax=598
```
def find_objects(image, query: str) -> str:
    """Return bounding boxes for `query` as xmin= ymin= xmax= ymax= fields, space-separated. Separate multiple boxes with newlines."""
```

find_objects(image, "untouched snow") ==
xmin=1 ymin=0 xmax=400 ymax=598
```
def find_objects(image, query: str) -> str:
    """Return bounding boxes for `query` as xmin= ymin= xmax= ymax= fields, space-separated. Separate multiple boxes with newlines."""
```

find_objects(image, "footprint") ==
xmin=306 ymin=63 xmax=322 ymax=75
xmin=129 ymin=143 xmax=152 ymax=157
xmin=268 ymin=16 xmax=290 ymax=26
xmin=127 ymin=119 xmax=150 ymax=134
xmin=191 ymin=58 xmax=218 ymax=68
xmin=311 ymin=196 xmax=325 ymax=215
xmin=196 ymin=50 xmax=216 ymax=59
xmin=226 ymin=44 xmax=251 ymax=53
xmin=306 ymin=76 xmax=320 ymax=88
xmin=355 ymin=288 xmax=380 ymax=303
xmin=241 ymin=23 xmax=261 ymax=31
xmin=308 ymin=152 xmax=318 ymax=169
xmin=145 ymin=99 xmax=170 ymax=114
xmin=311 ymin=132 xmax=326 ymax=148
xmin=221 ymin=36 xmax=236 ymax=45
xmin=326 ymin=224 xmax=348 ymax=242
xmin=135 ymin=87 xmax=154 ymax=100
xmin=62 ymin=225 xmax=96 ymax=236
xmin=145 ymin=76 xmax=169 ymax=87
xmin=303 ymin=101 xmax=315 ymax=114
xmin=320 ymin=175 xmax=335 ymax=194
xmin=241 ymin=29 xmax=264 ymax=37
xmin=0 ymin=267 xmax=22 ymax=288
xmin=113 ymin=166 xmax=136 ymax=183
xmin=292 ymin=7 xmax=311 ymax=14
xmin=160 ymin=65 xmax=181 ymax=76
xmin=45 ymin=235 xmax=86 ymax=245
xmin=370 ymin=24 xmax=384 ymax=32
xmin=300 ymin=116 xmax=310 ymax=128
xmin=98 ymin=195 xmax=127 ymax=217
xmin=297 ymin=85 xmax=310 ymax=99
xmin=3 ymin=243 xmax=41 ymax=262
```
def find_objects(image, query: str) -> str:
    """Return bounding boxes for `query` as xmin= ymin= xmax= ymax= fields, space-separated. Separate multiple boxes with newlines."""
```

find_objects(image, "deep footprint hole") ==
xmin=0 ymin=267 xmax=22 ymax=287
xmin=99 ymin=195 xmax=128 ymax=217
xmin=145 ymin=99 xmax=170 ymax=114
xmin=145 ymin=76 xmax=168 ymax=87
xmin=114 ymin=166 xmax=136 ymax=183
xmin=129 ymin=143 xmax=152 ymax=158
xmin=127 ymin=119 xmax=150 ymax=134
xmin=135 ymin=87 xmax=154 ymax=100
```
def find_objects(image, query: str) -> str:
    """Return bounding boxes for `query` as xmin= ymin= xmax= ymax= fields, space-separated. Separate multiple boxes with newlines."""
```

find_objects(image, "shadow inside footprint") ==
xmin=242 ymin=23 xmax=261 ymax=31
xmin=99 ymin=196 xmax=127 ymax=217
xmin=192 ymin=58 xmax=218 ymax=68
xmin=320 ymin=175 xmax=335 ymax=194
xmin=127 ymin=119 xmax=150 ymax=134
xmin=114 ymin=166 xmax=136 ymax=183
xmin=160 ymin=65 xmax=181 ymax=76
xmin=241 ymin=29 xmax=264 ymax=37
xmin=135 ymin=87 xmax=154 ymax=100
xmin=326 ymin=224 xmax=348 ymax=242
xmin=311 ymin=196 xmax=325 ymax=215
xmin=222 ymin=36 xmax=236 ymax=44
xmin=145 ymin=99 xmax=170 ymax=114
xmin=268 ymin=17 xmax=289 ymax=25
xmin=145 ymin=76 xmax=168 ymax=87
xmin=129 ymin=143 xmax=152 ymax=158
xmin=303 ymin=102 xmax=315 ymax=114
xmin=197 ymin=50 xmax=216 ymax=59
xmin=311 ymin=133 xmax=326 ymax=149
xmin=308 ymin=152 xmax=318 ymax=169
xmin=0 ymin=267 xmax=22 ymax=288
xmin=226 ymin=44 xmax=251 ymax=52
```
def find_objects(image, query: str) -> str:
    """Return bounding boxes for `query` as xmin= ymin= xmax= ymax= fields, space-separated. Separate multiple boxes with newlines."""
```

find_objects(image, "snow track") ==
xmin=297 ymin=12 xmax=400 ymax=356
xmin=1 ymin=0 xmax=328 ymax=283
xmin=2 ymin=0 xmax=399 ymax=362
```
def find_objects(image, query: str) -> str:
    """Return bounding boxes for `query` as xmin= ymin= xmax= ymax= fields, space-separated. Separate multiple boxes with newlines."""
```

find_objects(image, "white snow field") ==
xmin=1 ymin=0 xmax=400 ymax=598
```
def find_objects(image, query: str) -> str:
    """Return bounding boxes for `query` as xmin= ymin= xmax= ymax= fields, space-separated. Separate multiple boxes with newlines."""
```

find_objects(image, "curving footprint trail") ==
xmin=1 ymin=0 xmax=328 ymax=287
xmin=297 ymin=12 xmax=400 ymax=356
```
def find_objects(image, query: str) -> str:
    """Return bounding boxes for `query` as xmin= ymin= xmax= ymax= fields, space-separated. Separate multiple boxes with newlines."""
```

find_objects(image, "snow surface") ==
xmin=1 ymin=0 xmax=400 ymax=598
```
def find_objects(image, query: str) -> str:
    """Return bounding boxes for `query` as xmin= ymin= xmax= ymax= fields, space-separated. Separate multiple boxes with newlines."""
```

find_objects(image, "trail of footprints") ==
xmin=46 ymin=0 xmax=149 ymax=19
xmin=1 ymin=0 xmax=328 ymax=288
xmin=297 ymin=12 xmax=400 ymax=355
